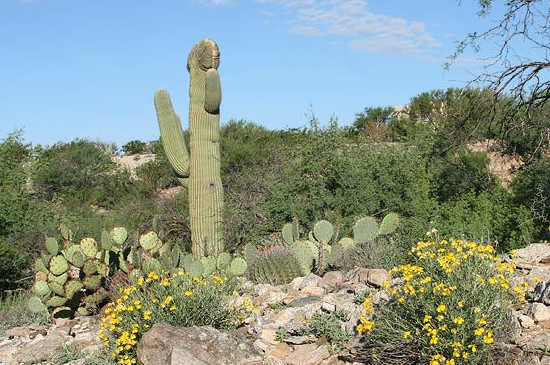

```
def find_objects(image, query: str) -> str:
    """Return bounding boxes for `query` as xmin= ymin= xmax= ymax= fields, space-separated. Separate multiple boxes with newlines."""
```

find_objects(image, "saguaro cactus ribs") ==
xmin=154 ymin=38 xmax=224 ymax=259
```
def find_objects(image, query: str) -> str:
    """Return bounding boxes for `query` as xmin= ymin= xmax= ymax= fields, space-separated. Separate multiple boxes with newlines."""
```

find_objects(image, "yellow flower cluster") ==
xmin=358 ymin=237 xmax=538 ymax=364
xmin=98 ymin=269 xmax=252 ymax=365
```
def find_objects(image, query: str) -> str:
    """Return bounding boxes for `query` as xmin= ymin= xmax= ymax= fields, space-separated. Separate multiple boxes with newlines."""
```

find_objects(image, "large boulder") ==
xmin=136 ymin=323 xmax=263 ymax=365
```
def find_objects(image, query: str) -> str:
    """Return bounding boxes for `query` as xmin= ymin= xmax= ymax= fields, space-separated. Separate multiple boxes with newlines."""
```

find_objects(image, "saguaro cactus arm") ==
xmin=154 ymin=89 xmax=190 ymax=186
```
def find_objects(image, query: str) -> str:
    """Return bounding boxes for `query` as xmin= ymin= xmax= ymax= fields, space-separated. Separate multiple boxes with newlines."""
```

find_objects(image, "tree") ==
xmin=450 ymin=0 xmax=550 ymax=110
xmin=352 ymin=106 xmax=395 ymax=131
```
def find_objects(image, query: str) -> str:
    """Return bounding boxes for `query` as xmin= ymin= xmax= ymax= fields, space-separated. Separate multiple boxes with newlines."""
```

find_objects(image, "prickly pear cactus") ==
xmin=155 ymin=38 xmax=224 ymax=259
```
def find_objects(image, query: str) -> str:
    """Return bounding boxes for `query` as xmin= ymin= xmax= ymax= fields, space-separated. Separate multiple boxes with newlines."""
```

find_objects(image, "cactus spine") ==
xmin=155 ymin=38 xmax=224 ymax=259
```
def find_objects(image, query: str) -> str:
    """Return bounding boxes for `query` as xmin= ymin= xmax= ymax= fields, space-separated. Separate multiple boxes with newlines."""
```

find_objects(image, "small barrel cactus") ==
xmin=249 ymin=244 xmax=303 ymax=285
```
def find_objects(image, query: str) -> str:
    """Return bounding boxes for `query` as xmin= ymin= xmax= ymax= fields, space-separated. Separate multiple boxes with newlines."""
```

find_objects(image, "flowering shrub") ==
xmin=357 ymin=233 xmax=536 ymax=365
xmin=98 ymin=270 xmax=256 ymax=365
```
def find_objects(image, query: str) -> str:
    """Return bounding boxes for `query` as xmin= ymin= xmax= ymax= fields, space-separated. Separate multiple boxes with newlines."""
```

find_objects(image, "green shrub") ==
xmin=0 ymin=243 xmax=31 ymax=291
xmin=357 ymin=236 xmax=531 ymax=365
xmin=433 ymin=189 xmax=533 ymax=252
xmin=121 ymin=140 xmax=149 ymax=155
xmin=512 ymin=156 xmax=550 ymax=241
xmin=99 ymin=271 xmax=255 ymax=364
xmin=33 ymin=139 xmax=114 ymax=203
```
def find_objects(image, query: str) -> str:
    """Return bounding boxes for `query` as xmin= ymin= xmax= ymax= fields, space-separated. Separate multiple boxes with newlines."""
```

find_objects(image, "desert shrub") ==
xmin=0 ymin=131 xmax=32 ymax=238
xmin=0 ymin=290 xmax=49 ymax=336
xmin=512 ymin=156 xmax=550 ymax=241
xmin=33 ymin=140 xmax=114 ymax=203
xmin=304 ymin=309 xmax=351 ymax=354
xmin=433 ymin=190 xmax=533 ymax=252
xmin=134 ymin=139 xmax=179 ymax=192
xmin=121 ymin=140 xmax=148 ymax=155
xmin=0 ymin=243 xmax=31 ymax=291
xmin=357 ymin=235 xmax=532 ymax=365
xmin=98 ymin=270 xmax=255 ymax=365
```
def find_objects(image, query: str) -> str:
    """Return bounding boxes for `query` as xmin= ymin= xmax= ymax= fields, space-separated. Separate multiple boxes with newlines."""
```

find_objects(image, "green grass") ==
xmin=0 ymin=289 xmax=50 ymax=336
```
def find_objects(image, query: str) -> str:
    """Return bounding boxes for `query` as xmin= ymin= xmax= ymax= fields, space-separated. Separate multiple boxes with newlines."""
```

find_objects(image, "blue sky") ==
xmin=0 ymin=0 xmax=502 ymax=147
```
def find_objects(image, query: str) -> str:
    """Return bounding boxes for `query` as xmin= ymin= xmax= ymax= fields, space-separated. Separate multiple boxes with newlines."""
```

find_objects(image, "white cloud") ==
xmin=194 ymin=0 xmax=441 ymax=56
xmin=275 ymin=0 xmax=440 ymax=55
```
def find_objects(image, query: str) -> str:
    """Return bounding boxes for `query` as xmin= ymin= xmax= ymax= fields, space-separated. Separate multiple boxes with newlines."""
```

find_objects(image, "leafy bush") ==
xmin=357 ymin=236 xmax=532 ymax=365
xmin=512 ymin=156 xmax=550 ymax=241
xmin=121 ymin=140 xmax=149 ymax=155
xmin=433 ymin=189 xmax=533 ymax=252
xmin=0 ymin=243 xmax=31 ymax=291
xmin=98 ymin=271 xmax=255 ymax=365
xmin=304 ymin=309 xmax=351 ymax=354
xmin=33 ymin=140 xmax=114 ymax=203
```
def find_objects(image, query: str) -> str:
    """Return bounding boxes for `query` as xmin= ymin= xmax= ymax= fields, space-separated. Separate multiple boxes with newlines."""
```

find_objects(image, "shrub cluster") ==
xmin=98 ymin=270 xmax=255 ymax=365
xmin=357 ymin=232 xmax=535 ymax=365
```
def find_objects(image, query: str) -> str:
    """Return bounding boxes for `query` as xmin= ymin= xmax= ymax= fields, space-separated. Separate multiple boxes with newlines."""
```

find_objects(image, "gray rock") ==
xmin=366 ymin=269 xmax=390 ymax=288
xmin=137 ymin=323 xmax=263 ymax=365
xmin=515 ymin=244 xmax=550 ymax=265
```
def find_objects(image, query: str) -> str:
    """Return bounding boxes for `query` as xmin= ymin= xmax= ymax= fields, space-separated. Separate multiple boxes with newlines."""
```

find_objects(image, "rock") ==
xmin=266 ymin=342 xmax=293 ymax=360
xmin=283 ymin=335 xmax=316 ymax=345
xmin=319 ymin=271 xmax=346 ymax=289
xmin=491 ymin=343 xmax=525 ymax=365
xmin=519 ymin=314 xmax=535 ymax=329
xmin=529 ymin=303 xmax=550 ymax=324
xmin=137 ymin=323 xmax=263 ymax=365
xmin=366 ymin=269 xmax=390 ymax=288
xmin=515 ymin=244 xmax=550 ymax=265
xmin=285 ymin=343 xmax=331 ymax=365
xmin=345 ymin=268 xmax=369 ymax=285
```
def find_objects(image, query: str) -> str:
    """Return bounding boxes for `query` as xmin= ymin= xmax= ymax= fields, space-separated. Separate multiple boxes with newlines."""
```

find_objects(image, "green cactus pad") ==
xmin=76 ymin=307 xmax=90 ymax=317
xmin=229 ymin=257 xmax=247 ymax=277
xmin=83 ymin=275 xmax=102 ymax=290
xmin=35 ymin=271 xmax=48 ymax=282
xmin=353 ymin=217 xmax=379 ymax=244
xmin=96 ymin=261 xmax=110 ymax=277
xmin=185 ymin=260 xmax=204 ymax=277
xmin=48 ymin=281 xmax=65 ymax=296
xmin=159 ymin=241 xmax=173 ymax=257
xmin=51 ymin=306 xmax=73 ymax=319
xmin=139 ymin=231 xmax=159 ymax=251
xmin=48 ymin=272 xmax=68 ymax=286
xmin=338 ymin=237 xmax=356 ymax=250
xmin=45 ymin=237 xmax=59 ymax=255
xmin=378 ymin=212 xmax=399 ymax=235
xmin=45 ymin=296 xmax=67 ymax=308
xmin=59 ymin=223 xmax=73 ymax=241
xmin=327 ymin=243 xmax=344 ymax=265
xmin=217 ymin=252 xmax=232 ymax=271
xmin=313 ymin=220 xmax=335 ymax=243
xmin=119 ymin=253 xmax=129 ymax=273
xmin=181 ymin=253 xmax=195 ymax=269
xmin=65 ymin=247 xmax=85 ymax=268
xmin=64 ymin=280 xmax=83 ymax=299
xmin=170 ymin=246 xmax=182 ymax=267
xmin=80 ymin=237 xmax=99 ymax=258
xmin=200 ymin=256 xmax=217 ymax=277
xmin=34 ymin=258 xmax=49 ymax=274
xmin=49 ymin=255 xmax=69 ymax=276
xmin=142 ymin=257 xmax=162 ymax=275
xmin=127 ymin=246 xmax=141 ymax=266
xmin=33 ymin=280 xmax=51 ymax=297
xmin=100 ymin=230 xmax=113 ymax=250
xmin=290 ymin=240 xmax=318 ymax=274
xmin=27 ymin=296 xmax=46 ymax=313
xmin=243 ymin=243 xmax=258 ymax=265
xmin=110 ymin=227 xmax=128 ymax=246
xmin=82 ymin=260 xmax=98 ymax=276
xmin=282 ymin=223 xmax=295 ymax=245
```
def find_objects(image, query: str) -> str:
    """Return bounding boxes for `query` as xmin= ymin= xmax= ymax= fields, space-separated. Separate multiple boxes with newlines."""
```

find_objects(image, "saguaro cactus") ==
xmin=154 ymin=38 xmax=224 ymax=259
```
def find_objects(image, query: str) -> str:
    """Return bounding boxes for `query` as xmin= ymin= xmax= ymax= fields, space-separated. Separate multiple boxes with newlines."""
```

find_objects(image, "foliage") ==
xmin=304 ymin=309 xmax=351 ymax=354
xmin=98 ymin=270 xmax=255 ymax=365
xmin=0 ymin=243 xmax=31 ymax=291
xmin=512 ymin=156 xmax=550 ymax=241
xmin=32 ymin=139 xmax=116 ymax=204
xmin=357 ymin=235 xmax=533 ymax=365
xmin=121 ymin=140 xmax=149 ymax=155
xmin=353 ymin=106 xmax=395 ymax=132
xmin=0 ymin=290 xmax=49 ymax=336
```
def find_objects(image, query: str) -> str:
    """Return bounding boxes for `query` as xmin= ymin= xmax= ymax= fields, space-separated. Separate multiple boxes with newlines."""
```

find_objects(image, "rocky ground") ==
xmin=3 ymin=244 xmax=550 ymax=365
